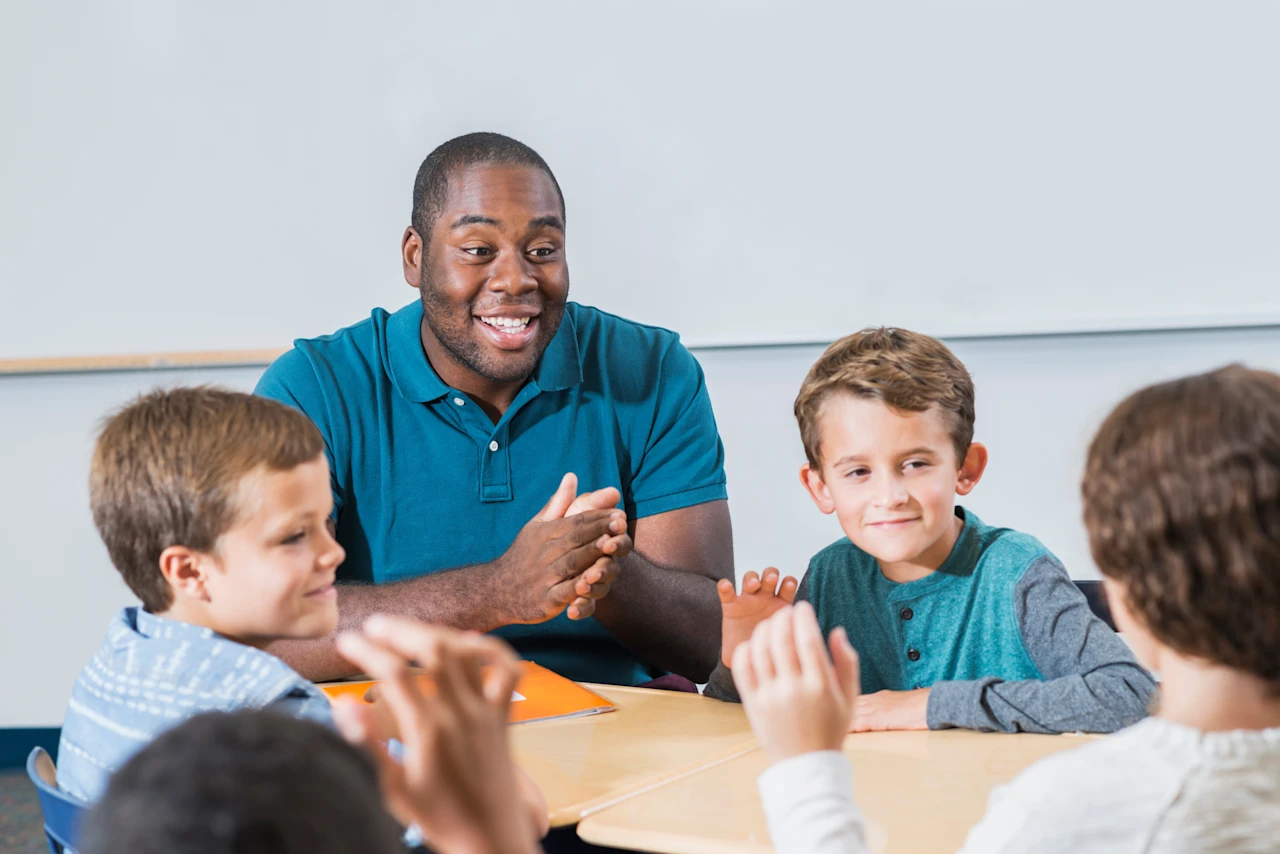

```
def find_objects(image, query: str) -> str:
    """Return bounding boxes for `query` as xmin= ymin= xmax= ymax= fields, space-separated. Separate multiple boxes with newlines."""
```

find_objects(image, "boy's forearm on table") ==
xmin=927 ymin=664 xmax=1154 ymax=733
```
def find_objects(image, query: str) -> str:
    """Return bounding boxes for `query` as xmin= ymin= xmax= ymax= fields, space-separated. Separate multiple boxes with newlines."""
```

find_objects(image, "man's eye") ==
xmin=462 ymin=246 xmax=493 ymax=257
xmin=529 ymin=246 xmax=557 ymax=258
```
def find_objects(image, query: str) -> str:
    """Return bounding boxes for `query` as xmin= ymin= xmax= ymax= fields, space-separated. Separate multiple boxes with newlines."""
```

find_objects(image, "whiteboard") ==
xmin=3 ymin=0 xmax=1278 ymax=362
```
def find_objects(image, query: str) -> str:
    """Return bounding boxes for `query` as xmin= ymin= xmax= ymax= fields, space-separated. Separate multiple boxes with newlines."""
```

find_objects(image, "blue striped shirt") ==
xmin=57 ymin=607 xmax=332 ymax=802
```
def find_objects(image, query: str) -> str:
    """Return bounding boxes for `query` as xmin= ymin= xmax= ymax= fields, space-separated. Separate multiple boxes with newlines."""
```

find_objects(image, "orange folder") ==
xmin=318 ymin=660 xmax=616 ymax=725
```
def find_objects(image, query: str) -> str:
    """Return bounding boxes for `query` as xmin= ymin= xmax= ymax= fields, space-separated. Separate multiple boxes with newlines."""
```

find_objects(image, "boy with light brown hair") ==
xmin=705 ymin=327 xmax=1153 ymax=734
xmin=58 ymin=387 xmax=345 ymax=801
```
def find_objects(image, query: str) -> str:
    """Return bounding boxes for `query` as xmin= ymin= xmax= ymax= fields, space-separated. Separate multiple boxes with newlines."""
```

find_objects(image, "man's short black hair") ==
xmin=80 ymin=710 xmax=404 ymax=854
xmin=411 ymin=131 xmax=566 ymax=243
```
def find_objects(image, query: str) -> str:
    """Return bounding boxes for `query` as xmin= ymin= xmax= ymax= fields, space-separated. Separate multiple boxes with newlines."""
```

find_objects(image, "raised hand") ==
xmin=717 ymin=568 xmax=800 ymax=666
xmin=732 ymin=602 xmax=861 ymax=764
xmin=489 ymin=473 xmax=632 ymax=625
xmin=333 ymin=615 xmax=543 ymax=854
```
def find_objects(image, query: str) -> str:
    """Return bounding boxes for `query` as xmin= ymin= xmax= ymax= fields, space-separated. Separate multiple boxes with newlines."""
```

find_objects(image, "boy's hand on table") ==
xmin=333 ymin=616 xmax=544 ymax=854
xmin=850 ymin=688 xmax=931 ymax=732
xmin=732 ymin=602 xmax=861 ymax=764
xmin=718 ymin=568 xmax=800 ymax=666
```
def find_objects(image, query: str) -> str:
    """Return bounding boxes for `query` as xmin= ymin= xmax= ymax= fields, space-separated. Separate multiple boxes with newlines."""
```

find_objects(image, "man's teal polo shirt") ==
xmin=255 ymin=300 xmax=728 ymax=685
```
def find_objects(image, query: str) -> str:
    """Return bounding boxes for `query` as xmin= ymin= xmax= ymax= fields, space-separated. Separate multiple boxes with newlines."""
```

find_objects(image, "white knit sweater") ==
xmin=758 ymin=718 xmax=1280 ymax=854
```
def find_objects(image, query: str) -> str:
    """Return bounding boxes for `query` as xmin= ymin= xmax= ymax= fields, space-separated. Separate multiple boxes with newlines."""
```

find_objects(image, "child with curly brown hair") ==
xmin=735 ymin=364 xmax=1280 ymax=853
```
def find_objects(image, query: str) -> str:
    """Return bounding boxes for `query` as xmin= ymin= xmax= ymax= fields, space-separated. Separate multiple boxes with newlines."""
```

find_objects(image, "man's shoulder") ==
xmin=568 ymin=303 xmax=687 ymax=376
xmin=260 ymin=309 xmax=389 ymax=387
xmin=568 ymin=302 xmax=683 ymax=350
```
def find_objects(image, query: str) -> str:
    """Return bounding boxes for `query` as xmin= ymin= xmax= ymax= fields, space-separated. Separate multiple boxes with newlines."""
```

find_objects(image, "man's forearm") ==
xmin=591 ymin=550 xmax=723 ymax=682
xmin=269 ymin=563 xmax=507 ymax=682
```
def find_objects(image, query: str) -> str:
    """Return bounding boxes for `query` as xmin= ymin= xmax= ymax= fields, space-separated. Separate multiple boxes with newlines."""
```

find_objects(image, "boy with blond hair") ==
xmin=705 ymin=328 xmax=1153 ymax=733
xmin=736 ymin=364 xmax=1280 ymax=853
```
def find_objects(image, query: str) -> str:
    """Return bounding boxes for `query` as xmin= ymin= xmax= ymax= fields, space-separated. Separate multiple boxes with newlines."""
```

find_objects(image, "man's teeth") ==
xmin=480 ymin=316 xmax=531 ymax=333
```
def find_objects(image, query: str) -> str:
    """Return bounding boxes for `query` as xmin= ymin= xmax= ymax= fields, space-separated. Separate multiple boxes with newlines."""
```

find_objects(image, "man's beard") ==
xmin=419 ymin=271 xmax=565 ymax=384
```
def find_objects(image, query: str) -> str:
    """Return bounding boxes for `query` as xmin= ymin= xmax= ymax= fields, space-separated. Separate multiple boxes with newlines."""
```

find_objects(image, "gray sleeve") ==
xmin=702 ymin=660 xmax=741 ymax=703
xmin=702 ymin=573 xmax=816 ymax=704
xmin=927 ymin=556 xmax=1157 ymax=734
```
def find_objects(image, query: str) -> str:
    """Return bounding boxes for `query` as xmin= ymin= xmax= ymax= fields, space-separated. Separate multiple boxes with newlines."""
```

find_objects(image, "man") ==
xmin=257 ymin=132 xmax=733 ymax=685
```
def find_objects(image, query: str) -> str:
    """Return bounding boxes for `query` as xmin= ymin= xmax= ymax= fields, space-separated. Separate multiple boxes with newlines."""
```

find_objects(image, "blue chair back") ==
xmin=1074 ymin=579 xmax=1116 ymax=631
xmin=26 ymin=747 xmax=87 ymax=854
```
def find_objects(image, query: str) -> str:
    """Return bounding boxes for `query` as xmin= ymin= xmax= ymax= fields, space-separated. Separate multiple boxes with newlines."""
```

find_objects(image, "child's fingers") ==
xmin=331 ymin=695 xmax=373 ymax=746
xmin=831 ymin=628 xmax=862 ymax=711
xmin=779 ymin=575 xmax=800 ymax=603
xmin=742 ymin=571 xmax=761 ymax=594
xmin=767 ymin=606 xmax=802 ymax=677
xmin=750 ymin=613 xmax=778 ymax=681
xmin=484 ymin=653 xmax=522 ymax=709
xmin=792 ymin=601 xmax=831 ymax=679
xmin=364 ymin=614 xmax=518 ymax=673
xmin=332 ymin=696 xmax=415 ymax=821
xmin=731 ymin=640 xmax=759 ymax=695
xmin=761 ymin=567 xmax=780 ymax=595
xmin=432 ymin=639 xmax=478 ymax=719
xmin=567 ymin=596 xmax=595 ymax=620
xmin=336 ymin=632 xmax=434 ymax=742
xmin=717 ymin=578 xmax=737 ymax=603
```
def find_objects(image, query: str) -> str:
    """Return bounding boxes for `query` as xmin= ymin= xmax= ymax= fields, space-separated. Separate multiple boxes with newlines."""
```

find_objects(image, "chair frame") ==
xmin=26 ymin=746 xmax=87 ymax=854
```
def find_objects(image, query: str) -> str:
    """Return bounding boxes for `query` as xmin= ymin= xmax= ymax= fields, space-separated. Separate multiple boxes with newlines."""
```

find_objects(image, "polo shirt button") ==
xmin=900 ymin=607 xmax=914 ymax=621
xmin=453 ymin=397 xmax=465 ymax=406
xmin=489 ymin=440 xmax=499 ymax=452
xmin=907 ymin=648 xmax=921 ymax=662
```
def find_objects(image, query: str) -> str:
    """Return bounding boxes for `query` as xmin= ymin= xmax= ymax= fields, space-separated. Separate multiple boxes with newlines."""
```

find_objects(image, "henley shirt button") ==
xmin=907 ymin=648 xmax=921 ymax=662
xmin=488 ymin=440 xmax=499 ymax=452
xmin=453 ymin=397 xmax=465 ymax=406
xmin=900 ymin=607 xmax=914 ymax=621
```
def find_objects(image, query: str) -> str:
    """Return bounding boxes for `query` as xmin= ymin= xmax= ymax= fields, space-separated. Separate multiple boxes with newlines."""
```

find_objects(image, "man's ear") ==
xmin=955 ymin=442 xmax=989 ymax=496
xmin=800 ymin=463 xmax=836 ymax=515
xmin=158 ymin=546 xmax=212 ymax=603
xmin=402 ymin=226 xmax=424 ymax=288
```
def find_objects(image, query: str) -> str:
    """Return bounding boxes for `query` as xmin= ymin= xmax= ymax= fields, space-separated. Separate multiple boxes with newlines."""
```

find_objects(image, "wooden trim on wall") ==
xmin=0 ymin=349 xmax=287 ymax=377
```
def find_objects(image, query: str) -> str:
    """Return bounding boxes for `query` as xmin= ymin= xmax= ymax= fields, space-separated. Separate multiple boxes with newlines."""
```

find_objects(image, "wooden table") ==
xmin=511 ymin=685 xmax=757 ymax=828
xmin=577 ymin=729 xmax=1097 ymax=853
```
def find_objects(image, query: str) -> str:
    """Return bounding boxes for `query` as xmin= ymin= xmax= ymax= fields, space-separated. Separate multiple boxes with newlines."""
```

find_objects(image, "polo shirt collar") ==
xmin=388 ymin=300 xmax=583 ymax=402
xmin=387 ymin=301 xmax=451 ymax=403
xmin=532 ymin=307 xmax=584 ymax=392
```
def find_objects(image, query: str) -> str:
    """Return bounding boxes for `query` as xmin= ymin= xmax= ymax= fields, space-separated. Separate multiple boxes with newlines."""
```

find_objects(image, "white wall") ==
xmin=4 ymin=323 xmax=1279 ymax=726
xmin=5 ymin=1 xmax=1280 ymax=359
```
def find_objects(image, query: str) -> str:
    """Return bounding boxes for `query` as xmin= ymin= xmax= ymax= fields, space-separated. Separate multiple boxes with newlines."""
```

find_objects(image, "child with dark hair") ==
xmin=733 ymin=364 xmax=1280 ymax=853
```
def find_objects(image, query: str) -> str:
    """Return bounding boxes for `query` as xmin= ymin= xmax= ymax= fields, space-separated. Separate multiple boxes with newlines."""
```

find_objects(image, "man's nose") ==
xmin=487 ymin=248 xmax=538 ymax=295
